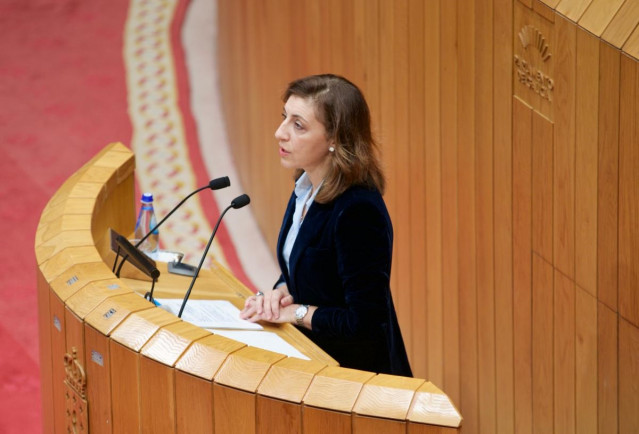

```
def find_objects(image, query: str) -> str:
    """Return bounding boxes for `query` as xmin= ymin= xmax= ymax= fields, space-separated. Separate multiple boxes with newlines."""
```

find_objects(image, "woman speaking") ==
xmin=240 ymin=74 xmax=412 ymax=377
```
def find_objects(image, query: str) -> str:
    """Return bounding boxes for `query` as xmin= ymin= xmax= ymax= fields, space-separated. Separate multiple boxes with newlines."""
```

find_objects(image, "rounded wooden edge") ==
xmin=214 ymin=346 xmax=286 ymax=393
xmin=175 ymin=333 xmax=246 ymax=381
xmin=140 ymin=320 xmax=211 ymax=367
xmin=257 ymin=357 xmax=327 ymax=403
xmin=353 ymin=374 xmax=426 ymax=421
xmin=407 ymin=381 xmax=463 ymax=427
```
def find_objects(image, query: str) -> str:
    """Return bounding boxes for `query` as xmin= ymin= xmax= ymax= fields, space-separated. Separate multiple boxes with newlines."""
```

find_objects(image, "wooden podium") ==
xmin=35 ymin=143 xmax=461 ymax=433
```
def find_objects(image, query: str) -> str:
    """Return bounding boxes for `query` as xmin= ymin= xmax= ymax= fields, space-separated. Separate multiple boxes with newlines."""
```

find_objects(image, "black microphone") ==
xmin=112 ymin=176 xmax=231 ymax=274
xmin=178 ymin=194 xmax=251 ymax=318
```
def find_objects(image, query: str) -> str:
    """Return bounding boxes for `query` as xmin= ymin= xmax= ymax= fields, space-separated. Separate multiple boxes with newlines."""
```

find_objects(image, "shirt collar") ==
xmin=294 ymin=172 xmax=313 ymax=198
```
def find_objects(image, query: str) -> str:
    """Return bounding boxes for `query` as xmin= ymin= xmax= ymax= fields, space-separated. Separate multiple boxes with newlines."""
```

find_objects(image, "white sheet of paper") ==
xmin=209 ymin=329 xmax=310 ymax=360
xmin=155 ymin=298 xmax=262 ymax=330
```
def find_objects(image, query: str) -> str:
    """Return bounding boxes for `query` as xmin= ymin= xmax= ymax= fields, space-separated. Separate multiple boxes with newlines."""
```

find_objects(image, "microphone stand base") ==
xmin=168 ymin=261 xmax=198 ymax=277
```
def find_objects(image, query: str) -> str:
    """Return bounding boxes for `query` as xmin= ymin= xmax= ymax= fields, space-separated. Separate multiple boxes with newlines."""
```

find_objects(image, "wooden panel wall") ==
xmin=217 ymin=0 xmax=639 ymax=433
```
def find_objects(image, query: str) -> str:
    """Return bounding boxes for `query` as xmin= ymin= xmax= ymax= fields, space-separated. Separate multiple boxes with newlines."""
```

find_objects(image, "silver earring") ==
xmin=329 ymin=146 xmax=335 ymax=152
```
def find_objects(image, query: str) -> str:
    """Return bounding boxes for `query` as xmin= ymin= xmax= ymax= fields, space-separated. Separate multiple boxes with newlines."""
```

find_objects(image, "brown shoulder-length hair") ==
xmin=283 ymin=74 xmax=385 ymax=204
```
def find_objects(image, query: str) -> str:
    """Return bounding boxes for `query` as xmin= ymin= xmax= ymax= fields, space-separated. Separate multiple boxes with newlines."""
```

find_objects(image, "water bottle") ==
xmin=134 ymin=193 xmax=159 ymax=254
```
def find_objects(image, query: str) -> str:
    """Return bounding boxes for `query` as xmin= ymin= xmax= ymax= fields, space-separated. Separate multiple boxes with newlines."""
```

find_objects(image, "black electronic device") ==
xmin=168 ymin=261 xmax=198 ymax=277
xmin=110 ymin=229 xmax=161 ymax=302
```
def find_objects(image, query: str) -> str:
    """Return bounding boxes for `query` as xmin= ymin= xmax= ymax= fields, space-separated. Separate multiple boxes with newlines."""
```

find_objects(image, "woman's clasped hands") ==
xmin=240 ymin=286 xmax=295 ymax=324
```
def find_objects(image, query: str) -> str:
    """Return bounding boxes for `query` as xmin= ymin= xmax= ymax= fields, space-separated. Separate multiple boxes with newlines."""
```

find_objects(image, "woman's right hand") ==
xmin=240 ymin=285 xmax=294 ymax=322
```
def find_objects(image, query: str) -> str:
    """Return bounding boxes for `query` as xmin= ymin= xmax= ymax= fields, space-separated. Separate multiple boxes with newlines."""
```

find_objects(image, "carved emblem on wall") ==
xmin=514 ymin=24 xmax=554 ymax=102
xmin=518 ymin=25 xmax=551 ymax=61
xmin=64 ymin=348 xmax=88 ymax=433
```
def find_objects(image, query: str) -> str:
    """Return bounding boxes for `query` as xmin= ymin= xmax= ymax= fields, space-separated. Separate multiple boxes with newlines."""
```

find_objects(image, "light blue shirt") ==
xmin=282 ymin=172 xmax=322 ymax=273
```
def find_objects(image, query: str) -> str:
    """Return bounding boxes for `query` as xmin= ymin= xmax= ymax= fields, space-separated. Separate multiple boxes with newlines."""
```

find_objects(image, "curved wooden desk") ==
xmin=35 ymin=143 xmax=461 ymax=433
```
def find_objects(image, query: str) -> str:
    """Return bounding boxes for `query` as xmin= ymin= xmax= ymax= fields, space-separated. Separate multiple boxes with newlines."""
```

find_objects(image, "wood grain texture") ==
xmin=423 ymin=0 xmax=443 ymax=388
xmin=213 ymin=384 xmax=256 ymax=434
xmin=556 ymin=0 xmax=593 ymax=22
xmin=407 ymin=381 xmax=463 ymax=427
xmin=618 ymin=54 xmax=639 ymax=327
xmin=578 ymin=0 xmax=626 ymax=37
xmin=175 ymin=333 xmax=245 ymax=381
xmin=35 ymin=213 xmax=92 ymax=245
xmin=39 ymin=246 xmax=103 ymax=283
xmin=36 ymin=270 xmax=54 ymax=432
xmin=214 ymin=346 xmax=285 ymax=393
xmin=575 ymin=288 xmax=597 ymax=434
xmin=513 ymin=96 xmax=534 ymax=434
xmin=619 ymin=318 xmax=639 ymax=433
xmin=624 ymin=24 xmax=639 ymax=59
xmin=353 ymin=374 xmax=425 ymax=420
xmin=407 ymin=0 xmax=428 ymax=381
xmin=257 ymin=357 xmax=326 ymax=403
xmin=49 ymin=262 xmax=115 ymax=302
xmin=597 ymin=41 xmax=620 ymax=312
xmin=533 ymin=0 xmax=556 ymax=23
xmin=390 ymin=0 xmax=413 ymax=362
xmin=84 ymin=324 xmax=113 ymax=434
xmin=378 ymin=0 xmax=399 ymax=317
xmin=64 ymin=279 xmax=131 ymax=320
xmin=65 ymin=308 xmax=85 ymax=368
xmin=531 ymin=111 xmax=553 ymax=263
xmin=35 ymin=230 xmax=94 ymax=262
xmin=519 ymin=0 xmax=533 ymax=10
xmin=256 ymin=396 xmax=302 ymax=434
xmin=475 ymin=0 xmax=497 ymax=431
xmin=574 ymin=29 xmax=599 ymax=297
xmin=553 ymin=271 xmax=575 ymax=434
xmin=175 ymin=371 xmax=214 ymax=434
xmin=302 ymin=406 xmax=351 ymax=434
xmin=598 ymin=303 xmax=618 ymax=433
xmin=601 ymin=0 xmax=639 ymax=49
xmin=110 ymin=307 xmax=180 ymax=352
xmin=85 ymin=293 xmax=153 ymax=335
xmin=494 ymin=1 xmax=515 ymax=432
xmin=440 ymin=0 xmax=461 ymax=410
xmin=303 ymin=366 xmax=375 ymax=413
xmin=50 ymin=294 xmax=68 ymax=434
xmin=140 ymin=320 xmax=210 ymax=367
xmin=552 ymin=15 xmax=576 ymax=280
xmin=408 ymin=423 xmax=460 ymax=434
xmin=531 ymin=254 xmax=554 ymax=434
xmin=352 ymin=414 xmax=406 ymax=434
xmin=110 ymin=341 xmax=141 ymax=433
xmin=140 ymin=356 xmax=175 ymax=434
xmin=457 ymin=1 xmax=478 ymax=431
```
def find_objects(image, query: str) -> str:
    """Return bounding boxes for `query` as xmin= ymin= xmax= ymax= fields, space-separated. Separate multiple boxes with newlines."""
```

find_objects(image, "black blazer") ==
xmin=276 ymin=185 xmax=412 ymax=376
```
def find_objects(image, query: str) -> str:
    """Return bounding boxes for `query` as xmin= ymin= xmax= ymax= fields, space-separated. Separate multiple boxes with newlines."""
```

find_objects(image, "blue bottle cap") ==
xmin=141 ymin=193 xmax=154 ymax=203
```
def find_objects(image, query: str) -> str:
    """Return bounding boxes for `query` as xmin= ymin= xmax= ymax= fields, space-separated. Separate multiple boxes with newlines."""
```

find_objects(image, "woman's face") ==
xmin=275 ymin=95 xmax=333 ymax=182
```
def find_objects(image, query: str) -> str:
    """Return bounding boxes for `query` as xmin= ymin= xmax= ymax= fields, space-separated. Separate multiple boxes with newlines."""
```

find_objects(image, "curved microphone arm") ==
xmin=111 ymin=176 xmax=230 ymax=274
xmin=177 ymin=193 xmax=250 ymax=318
xmin=177 ymin=204 xmax=233 ymax=318
xmin=135 ymin=177 xmax=230 ymax=248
